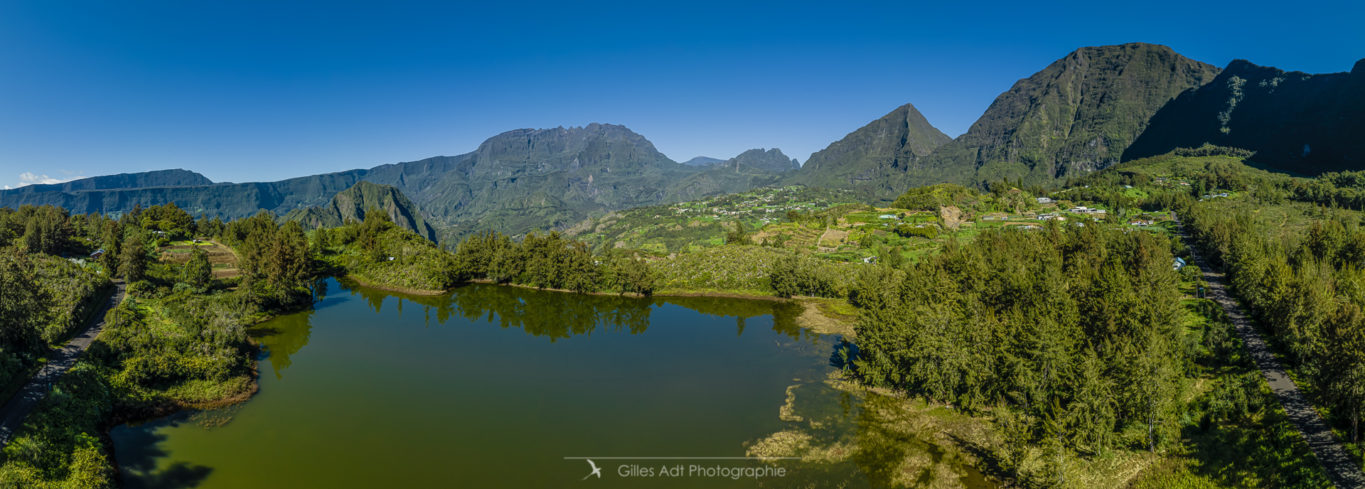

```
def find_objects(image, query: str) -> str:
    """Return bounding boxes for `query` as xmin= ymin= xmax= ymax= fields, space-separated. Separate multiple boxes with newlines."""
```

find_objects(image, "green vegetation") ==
xmin=783 ymin=103 xmax=951 ymax=199
xmin=0 ymin=203 xmax=317 ymax=488
xmin=890 ymin=183 xmax=978 ymax=211
xmin=851 ymin=225 xmax=1189 ymax=482
xmin=0 ymin=206 xmax=115 ymax=391
xmin=283 ymin=181 xmax=438 ymax=241
xmin=5 ymin=146 xmax=1365 ymax=488
xmin=452 ymin=230 xmax=658 ymax=296
xmin=566 ymin=186 xmax=859 ymax=253
xmin=316 ymin=211 xmax=461 ymax=292
xmin=1186 ymin=197 xmax=1365 ymax=447
xmin=918 ymin=43 xmax=1220 ymax=189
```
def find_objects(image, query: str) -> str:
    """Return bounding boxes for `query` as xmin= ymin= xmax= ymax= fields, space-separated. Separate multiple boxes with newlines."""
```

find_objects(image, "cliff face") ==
xmin=1125 ymin=58 xmax=1365 ymax=175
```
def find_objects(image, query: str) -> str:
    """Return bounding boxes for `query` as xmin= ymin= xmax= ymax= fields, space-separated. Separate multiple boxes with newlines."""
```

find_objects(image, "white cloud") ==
xmin=9 ymin=171 xmax=82 ymax=189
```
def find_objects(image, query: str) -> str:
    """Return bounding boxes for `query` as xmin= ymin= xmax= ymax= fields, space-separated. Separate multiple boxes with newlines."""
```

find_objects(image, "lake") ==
xmin=111 ymin=279 xmax=990 ymax=488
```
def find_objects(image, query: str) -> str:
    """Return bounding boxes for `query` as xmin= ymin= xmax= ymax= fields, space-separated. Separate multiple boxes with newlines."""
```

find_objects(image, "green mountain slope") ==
xmin=784 ymin=103 xmax=951 ymax=199
xmin=665 ymin=148 xmax=800 ymax=202
xmin=282 ymin=181 xmax=437 ymax=241
xmin=1123 ymin=58 xmax=1365 ymax=175
xmin=920 ymin=43 xmax=1221 ymax=188
xmin=361 ymin=123 xmax=701 ymax=237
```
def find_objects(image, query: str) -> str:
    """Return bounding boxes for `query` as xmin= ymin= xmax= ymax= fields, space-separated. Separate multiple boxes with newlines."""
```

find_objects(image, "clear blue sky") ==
xmin=1 ymin=1 xmax=1361 ymax=188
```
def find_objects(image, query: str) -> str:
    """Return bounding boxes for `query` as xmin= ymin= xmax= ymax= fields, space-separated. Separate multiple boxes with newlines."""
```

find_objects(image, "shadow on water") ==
xmin=247 ymin=278 xmax=831 ymax=379
xmin=116 ymin=413 xmax=213 ymax=489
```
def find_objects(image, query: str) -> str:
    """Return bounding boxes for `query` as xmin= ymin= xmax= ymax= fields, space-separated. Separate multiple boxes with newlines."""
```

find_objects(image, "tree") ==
xmin=21 ymin=219 xmax=41 ymax=253
xmin=609 ymin=254 xmax=658 ymax=296
xmin=311 ymin=227 xmax=331 ymax=257
xmin=724 ymin=221 xmax=751 ymax=245
xmin=183 ymin=246 xmax=213 ymax=291
xmin=1322 ymin=301 xmax=1365 ymax=442
xmin=0 ymin=251 xmax=45 ymax=352
xmin=119 ymin=231 xmax=147 ymax=282
xmin=769 ymin=255 xmax=800 ymax=298
xmin=268 ymin=221 xmax=310 ymax=289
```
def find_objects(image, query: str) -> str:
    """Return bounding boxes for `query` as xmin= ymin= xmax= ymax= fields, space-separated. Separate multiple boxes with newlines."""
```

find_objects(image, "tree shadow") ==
xmin=114 ymin=414 xmax=214 ymax=489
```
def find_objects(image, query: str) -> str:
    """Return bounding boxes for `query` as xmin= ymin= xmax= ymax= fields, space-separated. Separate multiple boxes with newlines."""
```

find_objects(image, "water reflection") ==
xmin=248 ymin=313 xmax=313 ymax=379
xmin=253 ymin=279 xmax=821 ymax=380
xmin=652 ymin=295 xmax=807 ymax=340
xmin=330 ymin=279 xmax=811 ymax=341
xmin=117 ymin=277 xmax=881 ymax=489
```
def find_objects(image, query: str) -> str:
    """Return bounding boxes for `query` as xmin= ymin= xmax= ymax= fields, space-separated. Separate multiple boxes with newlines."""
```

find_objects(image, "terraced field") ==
xmin=158 ymin=239 xmax=240 ymax=278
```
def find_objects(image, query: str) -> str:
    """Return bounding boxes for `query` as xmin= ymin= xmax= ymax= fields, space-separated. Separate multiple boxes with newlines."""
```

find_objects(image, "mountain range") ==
xmin=2 ymin=43 xmax=1361 ymax=239
xmin=0 ymin=124 xmax=797 ymax=240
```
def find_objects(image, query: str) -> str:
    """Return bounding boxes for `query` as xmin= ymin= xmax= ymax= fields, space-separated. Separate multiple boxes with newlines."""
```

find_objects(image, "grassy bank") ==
xmin=0 ymin=285 xmax=276 ymax=488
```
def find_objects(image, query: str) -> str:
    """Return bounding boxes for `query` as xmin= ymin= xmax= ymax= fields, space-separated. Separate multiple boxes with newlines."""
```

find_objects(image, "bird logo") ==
xmin=583 ymin=459 xmax=603 ymax=480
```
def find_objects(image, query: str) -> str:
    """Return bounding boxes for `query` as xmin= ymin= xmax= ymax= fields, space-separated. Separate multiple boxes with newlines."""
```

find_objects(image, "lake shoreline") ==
xmin=339 ymin=274 xmax=858 ymax=337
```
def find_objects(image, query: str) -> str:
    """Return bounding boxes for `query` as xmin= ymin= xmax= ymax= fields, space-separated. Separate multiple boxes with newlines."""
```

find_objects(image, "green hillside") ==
xmin=664 ymin=148 xmax=800 ymax=203
xmin=282 ymin=181 xmax=437 ymax=241
xmin=784 ymin=103 xmax=951 ymax=199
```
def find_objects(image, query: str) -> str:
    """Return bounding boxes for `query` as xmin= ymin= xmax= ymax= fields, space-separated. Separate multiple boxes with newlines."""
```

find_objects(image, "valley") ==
xmin=0 ymin=35 xmax=1363 ymax=489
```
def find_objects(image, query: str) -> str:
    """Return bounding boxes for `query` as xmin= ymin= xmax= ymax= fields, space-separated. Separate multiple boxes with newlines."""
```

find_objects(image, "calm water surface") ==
xmin=111 ymin=279 xmax=988 ymax=488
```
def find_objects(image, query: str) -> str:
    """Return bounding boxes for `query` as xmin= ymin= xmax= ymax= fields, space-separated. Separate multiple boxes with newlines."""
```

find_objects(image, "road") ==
xmin=1180 ymin=223 xmax=1365 ymax=488
xmin=0 ymin=281 xmax=125 ymax=448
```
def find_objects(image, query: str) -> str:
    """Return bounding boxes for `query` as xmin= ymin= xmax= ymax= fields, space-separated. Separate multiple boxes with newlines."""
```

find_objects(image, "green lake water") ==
xmin=111 ymin=279 xmax=991 ymax=488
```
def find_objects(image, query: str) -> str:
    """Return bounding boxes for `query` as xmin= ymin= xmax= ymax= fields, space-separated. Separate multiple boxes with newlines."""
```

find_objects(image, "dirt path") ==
xmin=816 ymin=224 xmax=832 ymax=250
xmin=0 ymin=281 xmax=126 ymax=448
xmin=1179 ymin=222 xmax=1365 ymax=488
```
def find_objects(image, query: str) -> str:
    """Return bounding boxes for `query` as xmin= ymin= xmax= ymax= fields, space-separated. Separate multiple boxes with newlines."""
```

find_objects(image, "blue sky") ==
xmin=0 ymin=1 xmax=1361 ymax=188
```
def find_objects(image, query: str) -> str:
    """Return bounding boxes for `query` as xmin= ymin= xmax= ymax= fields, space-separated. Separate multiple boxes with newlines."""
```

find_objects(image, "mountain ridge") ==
xmin=783 ymin=103 xmax=951 ymax=199
xmin=915 ymin=42 xmax=1222 ymax=188
xmin=1123 ymin=57 xmax=1365 ymax=174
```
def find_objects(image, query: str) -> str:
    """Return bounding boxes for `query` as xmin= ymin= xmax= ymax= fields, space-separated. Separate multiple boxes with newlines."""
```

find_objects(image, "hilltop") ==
xmin=784 ymin=103 xmax=951 ymax=199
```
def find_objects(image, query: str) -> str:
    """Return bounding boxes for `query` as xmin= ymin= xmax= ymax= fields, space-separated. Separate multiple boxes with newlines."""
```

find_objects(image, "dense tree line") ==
xmin=221 ymin=211 xmax=313 ymax=307
xmin=452 ymin=230 xmax=657 ymax=296
xmin=1186 ymin=205 xmax=1365 ymax=443
xmin=891 ymin=183 xmax=977 ymax=211
xmin=849 ymin=224 xmax=1186 ymax=482
xmin=768 ymin=253 xmax=848 ymax=299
